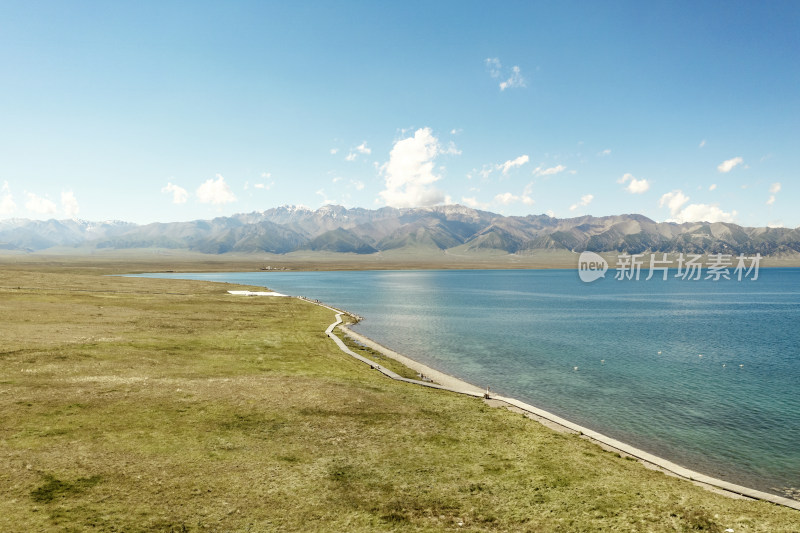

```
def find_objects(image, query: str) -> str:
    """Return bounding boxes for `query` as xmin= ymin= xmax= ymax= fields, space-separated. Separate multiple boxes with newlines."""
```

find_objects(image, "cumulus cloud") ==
xmin=0 ymin=181 xmax=15 ymax=215
xmin=461 ymin=196 xmax=488 ymax=210
xmin=522 ymin=182 xmax=535 ymax=206
xmin=0 ymin=194 xmax=14 ymax=215
xmin=379 ymin=127 xmax=447 ymax=208
xmin=25 ymin=193 xmax=58 ymax=215
xmin=569 ymin=194 xmax=593 ymax=212
xmin=767 ymin=182 xmax=781 ymax=205
xmin=498 ymin=155 xmax=529 ymax=175
xmin=598 ymin=149 xmax=611 ymax=156
xmin=618 ymin=173 xmax=650 ymax=194
xmin=659 ymin=189 xmax=735 ymax=223
xmin=356 ymin=142 xmax=371 ymax=155
xmin=494 ymin=192 xmax=519 ymax=205
xmin=717 ymin=156 xmax=743 ymax=173
xmin=709 ymin=184 xmax=717 ymax=191
xmin=533 ymin=164 xmax=566 ymax=177
xmin=162 ymin=182 xmax=189 ymax=204
xmin=658 ymin=190 xmax=690 ymax=213
xmin=345 ymin=152 xmax=357 ymax=162
xmin=196 ymin=174 xmax=236 ymax=204
xmin=672 ymin=204 xmax=735 ymax=223
xmin=699 ymin=139 xmax=707 ymax=148
xmin=61 ymin=191 xmax=79 ymax=217
xmin=330 ymin=148 xmax=339 ymax=155
xmin=351 ymin=180 xmax=365 ymax=191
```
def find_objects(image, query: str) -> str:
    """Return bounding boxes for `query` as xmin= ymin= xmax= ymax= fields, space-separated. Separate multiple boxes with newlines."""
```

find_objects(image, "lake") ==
xmin=131 ymin=268 xmax=800 ymax=498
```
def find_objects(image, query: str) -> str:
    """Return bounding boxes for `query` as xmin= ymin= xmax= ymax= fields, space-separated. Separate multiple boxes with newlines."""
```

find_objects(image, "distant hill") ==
xmin=2 ymin=205 xmax=799 ymax=257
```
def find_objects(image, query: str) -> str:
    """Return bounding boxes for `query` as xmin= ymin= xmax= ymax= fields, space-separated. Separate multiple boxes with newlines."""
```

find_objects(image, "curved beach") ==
xmin=300 ymin=297 xmax=800 ymax=511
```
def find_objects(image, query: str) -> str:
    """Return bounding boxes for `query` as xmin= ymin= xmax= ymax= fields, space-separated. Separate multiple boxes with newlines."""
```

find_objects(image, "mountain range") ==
xmin=2 ymin=205 xmax=799 ymax=257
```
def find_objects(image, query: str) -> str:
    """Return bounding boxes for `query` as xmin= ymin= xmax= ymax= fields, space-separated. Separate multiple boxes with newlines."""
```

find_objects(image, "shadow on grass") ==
xmin=30 ymin=473 xmax=103 ymax=504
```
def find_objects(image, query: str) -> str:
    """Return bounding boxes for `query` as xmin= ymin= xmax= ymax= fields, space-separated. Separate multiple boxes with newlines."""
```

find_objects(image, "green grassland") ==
xmin=1 ymin=264 xmax=798 ymax=532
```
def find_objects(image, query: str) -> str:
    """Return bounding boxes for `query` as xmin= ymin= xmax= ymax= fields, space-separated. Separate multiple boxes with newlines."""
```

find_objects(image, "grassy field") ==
xmin=1 ymin=264 xmax=799 ymax=532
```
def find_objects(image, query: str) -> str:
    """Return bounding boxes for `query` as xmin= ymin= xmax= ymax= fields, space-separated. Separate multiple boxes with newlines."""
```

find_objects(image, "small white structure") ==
xmin=227 ymin=290 xmax=289 ymax=297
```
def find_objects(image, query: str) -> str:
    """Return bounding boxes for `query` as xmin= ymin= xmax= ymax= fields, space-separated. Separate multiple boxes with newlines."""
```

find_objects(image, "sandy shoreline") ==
xmin=324 ymin=306 xmax=800 ymax=511
xmin=226 ymin=290 xmax=800 ymax=511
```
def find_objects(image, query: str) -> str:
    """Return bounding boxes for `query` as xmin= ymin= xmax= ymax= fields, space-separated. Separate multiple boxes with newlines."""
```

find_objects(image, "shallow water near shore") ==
xmin=132 ymin=268 xmax=800 ymax=498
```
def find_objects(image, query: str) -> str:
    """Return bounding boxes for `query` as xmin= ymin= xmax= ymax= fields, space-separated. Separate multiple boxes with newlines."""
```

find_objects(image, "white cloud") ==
xmin=699 ymin=139 xmax=707 ymax=148
xmin=196 ymin=174 xmax=236 ymax=204
xmin=0 ymin=194 xmax=14 ymax=215
xmin=25 ymin=193 xmax=57 ymax=215
xmin=673 ymin=203 xmax=736 ymax=223
xmin=332 ymin=176 xmax=343 ymax=184
xmin=162 ymin=182 xmax=189 ymax=204
xmin=499 ymin=65 xmax=525 ymax=91
xmin=494 ymin=192 xmax=519 ymax=205
xmin=468 ymin=165 xmax=494 ymax=181
xmin=598 ymin=149 xmax=611 ymax=156
xmin=485 ymin=57 xmax=502 ymax=78
xmin=442 ymin=141 xmax=461 ymax=155
xmin=486 ymin=57 xmax=526 ymax=90
xmin=522 ymin=182 xmax=535 ymax=205
xmin=717 ymin=156 xmax=743 ymax=173
xmin=316 ymin=188 xmax=333 ymax=205
xmin=61 ymin=191 xmax=79 ymax=217
xmin=766 ymin=182 xmax=782 ymax=205
xmin=659 ymin=189 xmax=735 ymax=223
xmin=498 ymin=154 xmax=529 ymax=175
xmin=658 ymin=190 xmax=690 ymax=214
xmin=767 ymin=220 xmax=784 ymax=228
xmin=461 ymin=197 xmax=487 ymax=209
xmin=450 ymin=128 xmax=462 ymax=135
xmin=345 ymin=152 xmax=357 ymax=162
xmin=379 ymin=127 xmax=446 ymax=208
xmin=618 ymin=173 xmax=650 ymax=194
xmin=330 ymin=148 xmax=339 ymax=155
xmin=351 ymin=180 xmax=365 ymax=191
xmin=0 ymin=181 xmax=15 ymax=215
xmin=356 ymin=142 xmax=371 ymax=155
xmin=569 ymin=194 xmax=593 ymax=212
xmin=533 ymin=164 xmax=566 ymax=177
xmin=709 ymin=183 xmax=717 ymax=191
xmin=253 ymin=172 xmax=275 ymax=191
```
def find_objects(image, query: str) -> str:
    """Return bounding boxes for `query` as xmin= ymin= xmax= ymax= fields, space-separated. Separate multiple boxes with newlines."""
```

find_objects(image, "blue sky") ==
xmin=1 ymin=1 xmax=798 ymax=227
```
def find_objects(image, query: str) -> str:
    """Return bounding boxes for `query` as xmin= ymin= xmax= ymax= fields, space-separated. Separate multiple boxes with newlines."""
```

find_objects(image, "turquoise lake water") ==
xmin=132 ymin=269 xmax=800 ymax=497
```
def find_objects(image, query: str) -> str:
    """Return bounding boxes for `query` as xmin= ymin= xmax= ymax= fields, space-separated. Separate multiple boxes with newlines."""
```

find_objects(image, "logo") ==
xmin=578 ymin=251 xmax=608 ymax=283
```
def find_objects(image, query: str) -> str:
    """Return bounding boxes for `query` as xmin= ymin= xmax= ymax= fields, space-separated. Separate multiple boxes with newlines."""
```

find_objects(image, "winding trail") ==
xmin=233 ymin=291 xmax=800 ymax=511
xmin=320 ymin=305 xmax=800 ymax=511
